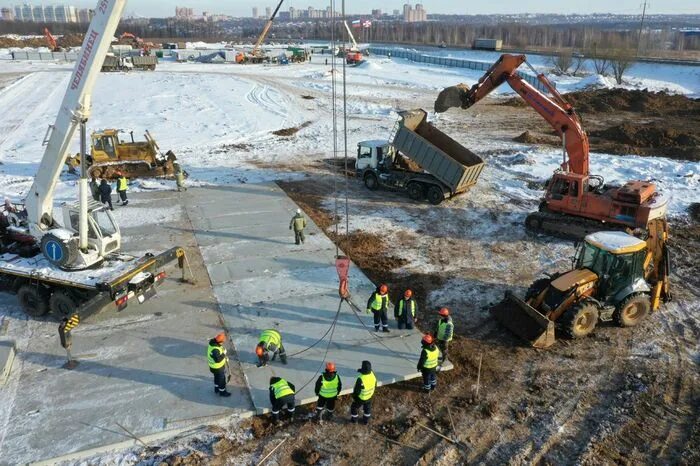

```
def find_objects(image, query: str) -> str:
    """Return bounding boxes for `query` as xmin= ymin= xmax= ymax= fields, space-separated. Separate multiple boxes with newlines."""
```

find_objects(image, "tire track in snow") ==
xmin=244 ymin=83 xmax=288 ymax=120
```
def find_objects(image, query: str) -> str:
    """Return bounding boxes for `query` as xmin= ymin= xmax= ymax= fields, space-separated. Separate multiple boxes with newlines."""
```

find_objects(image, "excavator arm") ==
xmin=44 ymin=27 xmax=58 ymax=51
xmin=435 ymin=54 xmax=590 ymax=176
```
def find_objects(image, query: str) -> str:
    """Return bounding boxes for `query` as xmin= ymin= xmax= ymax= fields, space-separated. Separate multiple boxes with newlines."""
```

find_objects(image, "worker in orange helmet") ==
xmin=366 ymin=283 xmax=390 ymax=333
xmin=417 ymin=334 xmax=439 ymax=392
xmin=206 ymin=332 xmax=231 ymax=397
xmin=314 ymin=361 xmax=342 ymax=422
xmin=395 ymin=288 xmax=417 ymax=330
xmin=436 ymin=307 xmax=454 ymax=363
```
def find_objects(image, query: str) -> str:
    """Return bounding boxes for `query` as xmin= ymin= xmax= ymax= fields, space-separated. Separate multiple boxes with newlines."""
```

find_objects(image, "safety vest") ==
xmin=259 ymin=329 xmax=281 ymax=348
xmin=398 ymin=299 xmax=416 ymax=317
xmin=271 ymin=378 xmax=294 ymax=399
xmin=319 ymin=374 xmax=340 ymax=398
xmin=117 ymin=177 xmax=128 ymax=191
xmin=437 ymin=319 xmax=453 ymax=342
xmin=422 ymin=347 xmax=439 ymax=369
xmin=291 ymin=214 xmax=306 ymax=231
xmin=369 ymin=293 xmax=387 ymax=311
xmin=356 ymin=372 xmax=376 ymax=401
xmin=207 ymin=344 xmax=226 ymax=369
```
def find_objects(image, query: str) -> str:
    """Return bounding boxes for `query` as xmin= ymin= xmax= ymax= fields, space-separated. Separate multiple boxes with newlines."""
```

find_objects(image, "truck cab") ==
xmin=355 ymin=140 xmax=394 ymax=173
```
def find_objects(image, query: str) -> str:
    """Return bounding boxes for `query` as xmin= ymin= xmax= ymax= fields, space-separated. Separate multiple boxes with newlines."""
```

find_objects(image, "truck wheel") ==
xmin=364 ymin=173 xmax=379 ymax=190
xmin=613 ymin=293 xmax=651 ymax=327
xmin=560 ymin=301 xmax=598 ymax=339
xmin=426 ymin=186 xmax=444 ymax=205
xmin=407 ymin=182 xmax=424 ymax=201
xmin=17 ymin=285 xmax=49 ymax=317
xmin=50 ymin=291 xmax=78 ymax=318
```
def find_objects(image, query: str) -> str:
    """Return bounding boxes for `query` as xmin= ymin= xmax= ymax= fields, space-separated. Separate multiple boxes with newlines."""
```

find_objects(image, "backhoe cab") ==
xmin=492 ymin=222 xmax=670 ymax=348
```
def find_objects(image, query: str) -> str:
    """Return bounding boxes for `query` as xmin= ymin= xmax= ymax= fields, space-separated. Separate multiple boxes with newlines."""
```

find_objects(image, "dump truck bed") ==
xmin=392 ymin=109 xmax=485 ymax=194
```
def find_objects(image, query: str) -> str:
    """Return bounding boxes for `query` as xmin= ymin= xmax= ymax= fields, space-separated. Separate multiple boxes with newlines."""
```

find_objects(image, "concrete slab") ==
xmin=0 ymin=340 xmax=15 ymax=386
xmin=0 ymin=191 xmax=253 ymax=465
xmin=182 ymin=183 xmax=448 ymax=414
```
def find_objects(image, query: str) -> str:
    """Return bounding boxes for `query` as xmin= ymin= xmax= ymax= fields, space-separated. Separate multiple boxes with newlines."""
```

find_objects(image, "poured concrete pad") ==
xmin=0 ymin=340 xmax=15 ymax=386
xmin=183 ymin=184 xmax=451 ymax=414
xmin=0 ymin=191 xmax=252 ymax=465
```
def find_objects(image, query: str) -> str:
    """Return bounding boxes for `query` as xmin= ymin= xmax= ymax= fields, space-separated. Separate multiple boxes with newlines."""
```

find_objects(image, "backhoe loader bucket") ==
xmin=490 ymin=291 xmax=556 ymax=348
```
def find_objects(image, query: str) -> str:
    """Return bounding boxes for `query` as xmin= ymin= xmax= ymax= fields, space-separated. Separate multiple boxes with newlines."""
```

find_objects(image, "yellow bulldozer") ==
xmin=65 ymin=129 xmax=181 ymax=180
xmin=492 ymin=219 xmax=671 ymax=348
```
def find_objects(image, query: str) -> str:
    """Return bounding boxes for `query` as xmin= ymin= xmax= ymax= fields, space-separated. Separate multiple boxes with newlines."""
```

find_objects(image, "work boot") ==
xmin=361 ymin=416 xmax=370 ymax=425
xmin=350 ymin=416 xmax=358 ymax=424
xmin=280 ymin=355 xmax=288 ymax=365
xmin=219 ymin=390 xmax=232 ymax=397
xmin=374 ymin=326 xmax=380 ymax=332
xmin=382 ymin=327 xmax=390 ymax=333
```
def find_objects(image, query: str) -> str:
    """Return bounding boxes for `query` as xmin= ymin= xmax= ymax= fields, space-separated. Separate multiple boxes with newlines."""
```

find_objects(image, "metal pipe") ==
xmin=561 ymin=132 xmax=567 ymax=171
xmin=78 ymin=120 xmax=89 ymax=250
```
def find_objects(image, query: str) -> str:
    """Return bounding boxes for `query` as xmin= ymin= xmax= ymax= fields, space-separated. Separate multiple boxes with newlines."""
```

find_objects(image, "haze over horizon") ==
xmin=2 ymin=1 xmax=698 ymax=17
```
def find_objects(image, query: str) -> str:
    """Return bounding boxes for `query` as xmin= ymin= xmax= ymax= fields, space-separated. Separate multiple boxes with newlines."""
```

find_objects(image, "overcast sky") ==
xmin=7 ymin=1 xmax=700 ymax=17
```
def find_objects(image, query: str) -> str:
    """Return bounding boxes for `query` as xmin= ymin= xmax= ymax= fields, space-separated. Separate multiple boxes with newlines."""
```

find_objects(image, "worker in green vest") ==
xmin=366 ymin=284 xmax=390 ymax=333
xmin=116 ymin=172 xmax=129 ymax=206
xmin=175 ymin=166 xmax=187 ymax=192
xmin=350 ymin=360 xmax=376 ymax=425
xmin=269 ymin=376 xmax=296 ymax=422
xmin=436 ymin=307 xmax=454 ymax=362
xmin=255 ymin=328 xmax=287 ymax=367
xmin=207 ymin=332 xmax=231 ymax=397
xmin=396 ymin=288 xmax=417 ymax=330
xmin=417 ymin=334 xmax=439 ymax=392
xmin=289 ymin=208 xmax=307 ymax=245
xmin=314 ymin=361 xmax=342 ymax=422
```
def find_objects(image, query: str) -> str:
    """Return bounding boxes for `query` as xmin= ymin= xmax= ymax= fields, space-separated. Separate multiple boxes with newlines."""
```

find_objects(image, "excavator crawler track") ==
xmin=525 ymin=210 xmax=632 ymax=241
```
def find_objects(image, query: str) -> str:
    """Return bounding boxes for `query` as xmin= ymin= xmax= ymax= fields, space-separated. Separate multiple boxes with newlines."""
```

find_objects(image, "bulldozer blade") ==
xmin=490 ymin=291 xmax=556 ymax=348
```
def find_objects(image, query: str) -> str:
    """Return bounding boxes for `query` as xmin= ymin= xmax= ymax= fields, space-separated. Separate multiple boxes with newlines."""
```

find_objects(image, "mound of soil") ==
xmin=590 ymin=123 xmax=700 ymax=148
xmin=566 ymin=88 xmax=700 ymax=116
xmin=513 ymin=131 xmax=552 ymax=144
xmin=272 ymin=121 xmax=312 ymax=137
xmin=300 ymin=95 xmax=315 ymax=100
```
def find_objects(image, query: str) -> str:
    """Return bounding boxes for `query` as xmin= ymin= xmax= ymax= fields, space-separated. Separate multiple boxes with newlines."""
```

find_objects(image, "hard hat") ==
xmin=325 ymin=362 xmax=336 ymax=372
xmin=422 ymin=334 xmax=434 ymax=345
xmin=404 ymin=289 xmax=413 ymax=298
xmin=255 ymin=345 xmax=264 ymax=357
xmin=296 ymin=208 xmax=301 ymax=214
xmin=379 ymin=284 xmax=388 ymax=294
xmin=214 ymin=333 xmax=226 ymax=343
xmin=438 ymin=307 xmax=450 ymax=317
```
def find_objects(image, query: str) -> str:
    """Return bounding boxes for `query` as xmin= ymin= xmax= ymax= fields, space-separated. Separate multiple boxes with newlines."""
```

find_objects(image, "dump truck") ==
xmin=490 ymin=218 xmax=671 ymax=348
xmin=65 ymin=129 xmax=181 ymax=180
xmin=102 ymin=54 xmax=157 ymax=71
xmin=356 ymin=109 xmax=484 ymax=204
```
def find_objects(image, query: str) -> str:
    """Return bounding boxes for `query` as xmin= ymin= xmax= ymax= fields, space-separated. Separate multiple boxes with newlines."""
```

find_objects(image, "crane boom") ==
xmin=434 ymin=54 xmax=589 ymax=175
xmin=26 ymin=0 xmax=127 ymax=234
xmin=251 ymin=0 xmax=285 ymax=57
xmin=343 ymin=21 xmax=359 ymax=51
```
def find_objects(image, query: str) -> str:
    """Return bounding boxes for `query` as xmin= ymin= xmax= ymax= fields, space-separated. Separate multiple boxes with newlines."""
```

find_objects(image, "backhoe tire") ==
xmin=613 ymin=293 xmax=651 ymax=327
xmin=17 ymin=284 xmax=50 ymax=317
xmin=407 ymin=182 xmax=424 ymax=201
xmin=426 ymin=185 xmax=444 ymax=205
xmin=525 ymin=278 xmax=551 ymax=301
xmin=49 ymin=290 xmax=79 ymax=318
xmin=560 ymin=301 xmax=599 ymax=339
xmin=364 ymin=173 xmax=379 ymax=191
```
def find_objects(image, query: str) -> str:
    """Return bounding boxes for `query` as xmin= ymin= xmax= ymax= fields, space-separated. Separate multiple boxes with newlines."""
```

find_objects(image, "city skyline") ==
xmin=0 ymin=0 xmax=698 ymax=18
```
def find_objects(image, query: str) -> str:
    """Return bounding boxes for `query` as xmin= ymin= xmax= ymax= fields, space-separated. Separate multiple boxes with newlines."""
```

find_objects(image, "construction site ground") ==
xmin=0 ymin=59 xmax=698 ymax=464
xmin=0 ymin=186 xmax=435 ymax=464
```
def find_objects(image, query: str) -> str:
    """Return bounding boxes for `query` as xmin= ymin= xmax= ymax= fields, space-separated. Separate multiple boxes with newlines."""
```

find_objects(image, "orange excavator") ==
xmin=44 ymin=27 xmax=61 ymax=52
xmin=435 ymin=54 xmax=668 ymax=239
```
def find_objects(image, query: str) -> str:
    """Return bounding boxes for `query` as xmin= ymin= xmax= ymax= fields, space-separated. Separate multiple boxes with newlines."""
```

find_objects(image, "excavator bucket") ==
xmin=490 ymin=291 xmax=556 ymax=348
xmin=434 ymin=84 xmax=470 ymax=113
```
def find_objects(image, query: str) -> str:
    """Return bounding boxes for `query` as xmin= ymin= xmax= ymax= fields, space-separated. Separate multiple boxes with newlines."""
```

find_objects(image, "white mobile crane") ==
xmin=343 ymin=21 xmax=363 ymax=65
xmin=0 ymin=0 xmax=186 ymax=318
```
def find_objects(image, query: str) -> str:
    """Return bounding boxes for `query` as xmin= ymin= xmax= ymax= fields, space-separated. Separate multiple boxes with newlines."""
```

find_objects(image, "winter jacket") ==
xmin=367 ymin=291 xmax=389 ymax=313
xmin=289 ymin=213 xmax=307 ymax=232
xmin=315 ymin=371 xmax=342 ymax=398
xmin=396 ymin=297 xmax=417 ymax=322
xmin=417 ymin=343 xmax=439 ymax=372
xmin=89 ymin=180 xmax=100 ymax=200
xmin=269 ymin=376 xmax=296 ymax=404
xmin=352 ymin=360 xmax=375 ymax=401
xmin=98 ymin=181 xmax=112 ymax=199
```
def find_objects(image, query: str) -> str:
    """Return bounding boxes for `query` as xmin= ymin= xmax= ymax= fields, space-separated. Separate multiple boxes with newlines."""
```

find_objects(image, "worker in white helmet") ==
xmin=289 ymin=208 xmax=307 ymax=245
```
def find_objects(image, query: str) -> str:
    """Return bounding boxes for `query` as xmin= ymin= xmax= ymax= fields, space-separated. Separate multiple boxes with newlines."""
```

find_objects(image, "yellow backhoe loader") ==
xmin=492 ymin=218 xmax=671 ymax=348
xmin=65 ymin=129 xmax=181 ymax=180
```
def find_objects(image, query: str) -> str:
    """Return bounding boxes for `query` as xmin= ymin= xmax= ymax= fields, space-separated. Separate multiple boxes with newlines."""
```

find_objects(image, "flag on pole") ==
xmin=362 ymin=20 xmax=372 ymax=28
xmin=351 ymin=19 xmax=361 ymax=28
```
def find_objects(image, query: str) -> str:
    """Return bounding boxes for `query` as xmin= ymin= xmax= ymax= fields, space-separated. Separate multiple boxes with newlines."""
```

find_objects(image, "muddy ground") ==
xmin=134 ymin=88 xmax=699 ymax=465
xmin=504 ymin=88 xmax=700 ymax=161
xmin=0 ymin=33 xmax=84 ymax=49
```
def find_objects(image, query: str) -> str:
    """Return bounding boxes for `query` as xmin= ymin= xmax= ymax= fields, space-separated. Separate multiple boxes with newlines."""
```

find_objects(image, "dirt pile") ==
xmin=513 ymin=130 xmax=555 ymax=145
xmin=566 ymin=88 xmax=700 ymax=116
xmin=58 ymin=33 xmax=84 ymax=48
xmin=272 ymin=121 xmax=312 ymax=137
xmin=590 ymin=123 xmax=700 ymax=152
